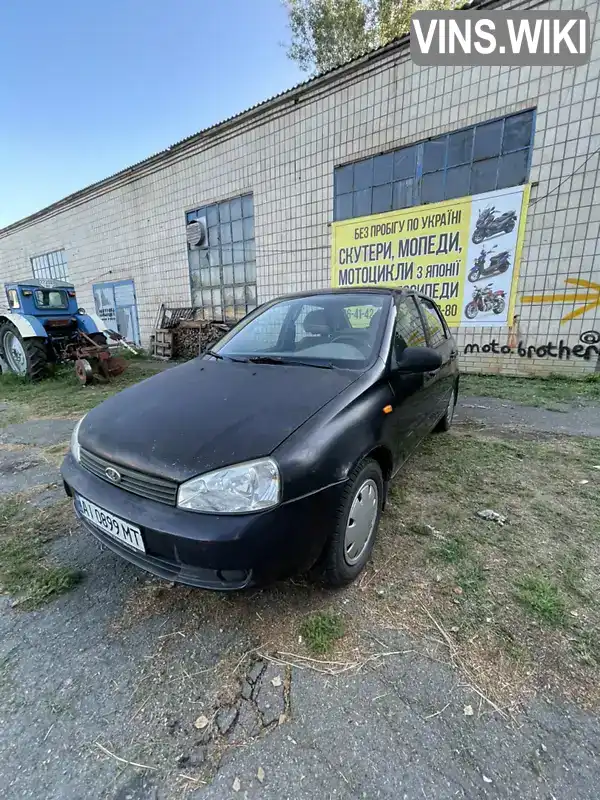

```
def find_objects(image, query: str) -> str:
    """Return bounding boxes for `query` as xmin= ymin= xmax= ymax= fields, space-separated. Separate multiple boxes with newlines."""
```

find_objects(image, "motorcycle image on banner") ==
xmin=464 ymin=284 xmax=506 ymax=319
xmin=461 ymin=185 xmax=529 ymax=327
xmin=468 ymin=245 xmax=511 ymax=282
xmin=471 ymin=206 xmax=517 ymax=244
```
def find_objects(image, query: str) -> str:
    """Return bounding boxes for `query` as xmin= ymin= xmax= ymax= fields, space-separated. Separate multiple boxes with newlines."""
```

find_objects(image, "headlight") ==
xmin=177 ymin=458 xmax=280 ymax=514
xmin=70 ymin=416 xmax=85 ymax=463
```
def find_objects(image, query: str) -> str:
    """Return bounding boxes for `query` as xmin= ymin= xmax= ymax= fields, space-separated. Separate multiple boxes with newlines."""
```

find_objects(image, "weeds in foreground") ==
xmin=431 ymin=536 xmax=467 ymax=564
xmin=300 ymin=612 xmax=345 ymax=654
xmin=0 ymin=496 xmax=81 ymax=609
xmin=515 ymin=575 xmax=567 ymax=626
xmin=461 ymin=372 xmax=600 ymax=408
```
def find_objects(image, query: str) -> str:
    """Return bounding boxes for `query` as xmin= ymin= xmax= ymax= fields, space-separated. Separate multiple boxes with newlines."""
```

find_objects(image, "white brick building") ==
xmin=1 ymin=0 xmax=598 ymax=376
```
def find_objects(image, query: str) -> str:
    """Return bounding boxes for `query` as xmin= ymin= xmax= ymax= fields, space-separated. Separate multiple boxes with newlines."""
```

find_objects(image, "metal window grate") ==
xmin=334 ymin=110 xmax=535 ymax=220
xmin=186 ymin=193 xmax=257 ymax=322
xmin=31 ymin=249 xmax=69 ymax=281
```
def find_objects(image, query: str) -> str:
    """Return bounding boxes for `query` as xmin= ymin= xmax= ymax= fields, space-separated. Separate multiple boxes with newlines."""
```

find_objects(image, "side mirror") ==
xmin=394 ymin=346 xmax=442 ymax=374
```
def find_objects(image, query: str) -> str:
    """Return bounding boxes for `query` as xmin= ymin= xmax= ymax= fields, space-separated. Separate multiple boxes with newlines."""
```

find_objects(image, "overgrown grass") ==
xmin=461 ymin=372 xmax=600 ymax=408
xmin=300 ymin=612 xmax=345 ymax=654
xmin=0 ymin=495 xmax=82 ymax=609
xmin=430 ymin=536 xmax=468 ymax=564
xmin=0 ymin=359 xmax=167 ymax=420
xmin=378 ymin=425 xmax=600 ymax=705
xmin=515 ymin=575 xmax=567 ymax=625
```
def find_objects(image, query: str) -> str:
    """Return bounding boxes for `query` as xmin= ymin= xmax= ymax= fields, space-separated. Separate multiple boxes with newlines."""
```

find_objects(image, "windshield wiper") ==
xmin=205 ymin=350 xmax=248 ymax=363
xmin=247 ymin=355 xmax=334 ymax=370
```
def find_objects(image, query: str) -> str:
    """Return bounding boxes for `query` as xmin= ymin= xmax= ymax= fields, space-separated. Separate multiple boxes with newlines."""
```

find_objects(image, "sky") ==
xmin=0 ymin=0 xmax=304 ymax=229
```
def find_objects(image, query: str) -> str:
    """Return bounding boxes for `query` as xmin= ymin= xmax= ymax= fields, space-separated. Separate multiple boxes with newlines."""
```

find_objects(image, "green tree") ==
xmin=284 ymin=0 xmax=461 ymax=74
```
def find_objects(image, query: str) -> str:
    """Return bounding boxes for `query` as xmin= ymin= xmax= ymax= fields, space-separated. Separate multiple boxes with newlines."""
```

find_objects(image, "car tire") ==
xmin=321 ymin=458 xmax=383 ymax=588
xmin=435 ymin=386 xmax=457 ymax=432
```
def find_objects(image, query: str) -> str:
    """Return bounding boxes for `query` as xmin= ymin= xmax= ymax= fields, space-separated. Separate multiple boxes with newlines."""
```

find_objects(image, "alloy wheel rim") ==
xmin=3 ymin=332 xmax=27 ymax=376
xmin=344 ymin=479 xmax=378 ymax=566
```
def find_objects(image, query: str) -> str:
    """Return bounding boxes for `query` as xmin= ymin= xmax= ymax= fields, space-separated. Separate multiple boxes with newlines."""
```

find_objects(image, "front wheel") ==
xmin=468 ymin=269 xmax=480 ymax=283
xmin=0 ymin=322 xmax=48 ymax=381
xmin=435 ymin=387 xmax=457 ymax=433
xmin=464 ymin=301 xmax=478 ymax=320
xmin=493 ymin=297 xmax=506 ymax=314
xmin=321 ymin=458 xmax=383 ymax=588
xmin=472 ymin=231 xmax=484 ymax=244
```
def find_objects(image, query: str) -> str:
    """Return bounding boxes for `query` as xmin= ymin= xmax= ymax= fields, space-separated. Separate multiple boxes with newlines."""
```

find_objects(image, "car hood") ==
xmin=79 ymin=359 xmax=358 ymax=482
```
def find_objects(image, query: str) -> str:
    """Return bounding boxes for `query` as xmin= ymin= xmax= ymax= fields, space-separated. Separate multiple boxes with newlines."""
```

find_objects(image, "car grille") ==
xmin=79 ymin=449 xmax=178 ymax=506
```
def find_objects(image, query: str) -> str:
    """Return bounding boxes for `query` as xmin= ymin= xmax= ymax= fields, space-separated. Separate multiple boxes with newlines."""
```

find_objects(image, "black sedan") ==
xmin=61 ymin=289 xmax=459 ymax=589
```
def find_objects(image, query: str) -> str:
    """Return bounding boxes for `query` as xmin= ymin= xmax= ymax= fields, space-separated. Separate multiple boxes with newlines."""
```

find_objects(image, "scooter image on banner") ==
xmin=471 ymin=206 xmax=517 ymax=244
xmin=464 ymin=284 xmax=506 ymax=319
xmin=468 ymin=245 xmax=511 ymax=282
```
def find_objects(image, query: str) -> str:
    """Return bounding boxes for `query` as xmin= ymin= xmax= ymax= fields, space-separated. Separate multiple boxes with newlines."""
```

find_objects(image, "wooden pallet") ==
xmin=152 ymin=329 xmax=173 ymax=360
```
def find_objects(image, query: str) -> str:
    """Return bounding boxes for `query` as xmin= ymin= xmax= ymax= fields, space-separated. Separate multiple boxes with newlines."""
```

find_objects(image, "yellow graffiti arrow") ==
xmin=521 ymin=278 xmax=600 ymax=323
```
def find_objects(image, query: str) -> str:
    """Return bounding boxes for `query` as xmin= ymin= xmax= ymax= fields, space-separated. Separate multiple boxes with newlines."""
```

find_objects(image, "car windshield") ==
xmin=213 ymin=293 xmax=390 ymax=369
xmin=33 ymin=289 xmax=68 ymax=309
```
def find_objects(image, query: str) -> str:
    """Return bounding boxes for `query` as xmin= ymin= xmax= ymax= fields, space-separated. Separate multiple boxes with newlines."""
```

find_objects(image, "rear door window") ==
xmin=394 ymin=297 xmax=428 ymax=361
xmin=416 ymin=296 xmax=448 ymax=347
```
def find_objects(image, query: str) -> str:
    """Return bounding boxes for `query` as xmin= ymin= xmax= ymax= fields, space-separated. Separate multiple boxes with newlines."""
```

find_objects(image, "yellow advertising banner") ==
xmin=331 ymin=185 xmax=531 ymax=327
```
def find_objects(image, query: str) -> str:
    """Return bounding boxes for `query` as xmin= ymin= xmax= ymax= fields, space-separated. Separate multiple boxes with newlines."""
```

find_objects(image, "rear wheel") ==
xmin=493 ymin=297 xmax=506 ymax=314
xmin=0 ymin=321 xmax=48 ymax=381
xmin=321 ymin=458 xmax=383 ymax=588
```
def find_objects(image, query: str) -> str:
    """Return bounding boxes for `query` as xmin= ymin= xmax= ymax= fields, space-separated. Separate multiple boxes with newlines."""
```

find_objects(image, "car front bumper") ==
xmin=61 ymin=454 xmax=344 ymax=590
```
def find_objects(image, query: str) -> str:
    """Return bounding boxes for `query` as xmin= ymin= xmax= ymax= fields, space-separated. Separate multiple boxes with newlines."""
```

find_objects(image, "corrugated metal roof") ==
xmin=0 ymin=0 xmax=503 ymax=236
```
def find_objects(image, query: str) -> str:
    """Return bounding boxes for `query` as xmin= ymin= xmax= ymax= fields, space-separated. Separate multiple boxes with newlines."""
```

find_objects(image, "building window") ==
xmin=186 ymin=193 xmax=256 ymax=322
xmin=31 ymin=249 xmax=68 ymax=282
xmin=333 ymin=110 xmax=535 ymax=221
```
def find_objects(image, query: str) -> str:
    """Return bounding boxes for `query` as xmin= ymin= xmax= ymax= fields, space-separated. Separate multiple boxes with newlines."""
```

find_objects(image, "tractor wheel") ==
xmin=0 ymin=321 xmax=48 ymax=381
xmin=75 ymin=358 xmax=94 ymax=385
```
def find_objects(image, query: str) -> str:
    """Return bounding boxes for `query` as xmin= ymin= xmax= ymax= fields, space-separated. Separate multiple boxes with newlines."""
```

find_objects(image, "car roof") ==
xmin=273 ymin=287 xmax=410 ymax=301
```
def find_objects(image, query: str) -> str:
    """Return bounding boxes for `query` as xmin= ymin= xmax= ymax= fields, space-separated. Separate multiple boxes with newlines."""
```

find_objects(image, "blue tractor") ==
xmin=0 ymin=280 xmax=126 ymax=383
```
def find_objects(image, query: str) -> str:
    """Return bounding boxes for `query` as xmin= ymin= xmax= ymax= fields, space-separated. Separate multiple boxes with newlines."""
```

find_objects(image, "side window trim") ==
xmin=415 ymin=295 xmax=448 ymax=347
xmin=413 ymin=294 xmax=433 ymax=347
xmin=393 ymin=295 xmax=427 ymax=365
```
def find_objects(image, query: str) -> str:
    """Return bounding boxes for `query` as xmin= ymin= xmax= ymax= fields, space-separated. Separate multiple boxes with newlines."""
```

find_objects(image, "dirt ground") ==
xmin=1 ymin=370 xmax=600 ymax=800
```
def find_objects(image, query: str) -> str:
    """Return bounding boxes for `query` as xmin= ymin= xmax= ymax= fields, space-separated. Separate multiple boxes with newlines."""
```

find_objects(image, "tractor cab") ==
xmin=5 ymin=280 xmax=80 ymax=327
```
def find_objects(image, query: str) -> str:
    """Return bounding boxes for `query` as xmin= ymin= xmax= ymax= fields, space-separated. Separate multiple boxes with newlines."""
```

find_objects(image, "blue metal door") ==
xmin=92 ymin=279 xmax=140 ymax=345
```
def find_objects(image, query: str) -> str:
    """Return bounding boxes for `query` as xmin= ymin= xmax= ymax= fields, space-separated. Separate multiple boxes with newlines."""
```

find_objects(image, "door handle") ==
xmin=449 ymin=350 xmax=458 ymax=360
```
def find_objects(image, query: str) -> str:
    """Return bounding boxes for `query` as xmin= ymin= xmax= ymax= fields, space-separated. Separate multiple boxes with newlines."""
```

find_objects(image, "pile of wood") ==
xmin=172 ymin=319 xmax=233 ymax=360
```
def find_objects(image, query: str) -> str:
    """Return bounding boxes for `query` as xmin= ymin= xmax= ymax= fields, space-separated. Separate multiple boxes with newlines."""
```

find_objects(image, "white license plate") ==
xmin=76 ymin=494 xmax=145 ymax=553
